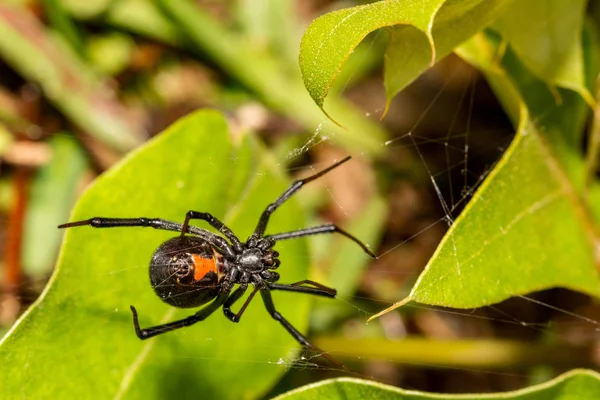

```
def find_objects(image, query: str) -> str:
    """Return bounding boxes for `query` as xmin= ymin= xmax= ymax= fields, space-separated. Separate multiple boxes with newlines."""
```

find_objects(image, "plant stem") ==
xmin=314 ymin=336 xmax=593 ymax=369
xmin=585 ymin=80 xmax=600 ymax=204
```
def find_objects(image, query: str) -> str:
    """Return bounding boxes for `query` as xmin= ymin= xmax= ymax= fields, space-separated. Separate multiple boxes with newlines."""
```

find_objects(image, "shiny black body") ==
xmin=149 ymin=236 xmax=221 ymax=308
xmin=59 ymin=156 xmax=375 ymax=369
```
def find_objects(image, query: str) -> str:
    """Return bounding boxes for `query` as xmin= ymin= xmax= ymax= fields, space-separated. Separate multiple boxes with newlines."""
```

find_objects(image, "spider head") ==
xmin=235 ymin=247 xmax=280 ymax=274
xmin=262 ymin=250 xmax=280 ymax=269
xmin=149 ymin=236 xmax=222 ymax=308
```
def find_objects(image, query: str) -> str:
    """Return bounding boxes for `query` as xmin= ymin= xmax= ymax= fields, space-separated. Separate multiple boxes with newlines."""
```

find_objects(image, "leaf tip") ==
xmin=367 ymin=295 xmax=412 ymax=322
xmin=581 ymin=88 xmax=596 ymax=109
xmin=427 ymin=33 xmax=436 ymax=66
xmin=380 ymin=100 xmax=391 ymax=121
xmin=321 ymin=106 xmax=345 ymax=129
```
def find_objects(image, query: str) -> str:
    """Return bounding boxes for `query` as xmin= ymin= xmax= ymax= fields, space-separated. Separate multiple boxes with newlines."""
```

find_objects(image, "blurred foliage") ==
xmin=0 ymin=0 xmax=599 ymax=399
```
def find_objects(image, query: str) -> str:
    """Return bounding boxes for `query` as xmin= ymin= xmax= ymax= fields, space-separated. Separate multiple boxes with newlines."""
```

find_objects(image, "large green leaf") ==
xmin=369 ymin=29 xmax=600 ymax=318
xmin=274 ymin=369 xmax=600 ymax=400
xmin=0 ymin=111 xmax=314 ymax=398
xmin=299 ymin=0 xmax=513 ymax=118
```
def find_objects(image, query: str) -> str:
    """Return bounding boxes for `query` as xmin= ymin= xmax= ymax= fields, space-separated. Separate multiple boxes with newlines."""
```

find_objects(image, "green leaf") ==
xmin=0 ymin=111 xmax=313 ymax=398
xmin=492 ymin=0 xmax=594 ymax=106
xmin=458 ymin=28 xmax=599 ymax=195
xmin=391 ymin=109 xmax=599 ymax=310
xmin=299 ymin=0 xmax=513 ymax=119
xmin=274 ymin=369 xmax=600 ymax=399
xmin=370 ymin=30 xmax=600 ymax=319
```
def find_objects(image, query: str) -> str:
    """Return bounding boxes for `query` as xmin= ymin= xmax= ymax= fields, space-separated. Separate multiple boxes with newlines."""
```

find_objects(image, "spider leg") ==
xmin=259 ymin=289 xmax=351 ymax=372
xmin=290 ymin=280 xmax=336 ymax=292
xmin=59 ymin=217 xmax=183 ymax=231
xmin=181 ymin=211 xmax=242 ymax=250
xmin=130 ymin=292 xmax=229 ymax=339
xmin=223 ymin=286 xmax=260 ymax=322
xmin=58 ymin=217 xmax=237 ymax=258
xmin=265 ymin=224 xmax=376 ymax=258
xmin=252 ymin=156 xmax=351 ymax=238
xmin=268 ymin=282 xmax=336 ymax=298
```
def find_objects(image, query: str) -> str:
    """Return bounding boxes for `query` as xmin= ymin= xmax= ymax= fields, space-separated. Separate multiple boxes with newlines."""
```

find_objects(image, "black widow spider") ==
xmin=59 ymin=156 xmax=375 ymax=368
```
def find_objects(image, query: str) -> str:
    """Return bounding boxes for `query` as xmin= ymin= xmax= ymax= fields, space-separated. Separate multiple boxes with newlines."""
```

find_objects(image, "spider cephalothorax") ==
xmin=59 ymin=156 xmax=375 ymax=369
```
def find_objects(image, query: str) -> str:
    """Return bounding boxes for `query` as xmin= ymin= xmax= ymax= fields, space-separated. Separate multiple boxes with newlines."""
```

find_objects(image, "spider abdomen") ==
xmin=149 ymin=236 xmax=221 ymax=308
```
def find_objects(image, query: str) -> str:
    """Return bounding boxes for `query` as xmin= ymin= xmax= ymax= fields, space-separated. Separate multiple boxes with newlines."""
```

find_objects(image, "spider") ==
xmin=59 ymin=156 xmax=375 ymax=368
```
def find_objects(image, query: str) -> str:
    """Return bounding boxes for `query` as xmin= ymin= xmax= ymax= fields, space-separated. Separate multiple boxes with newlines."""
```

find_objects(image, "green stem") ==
xmin=314 ymin=336 xmax=593 ymax=369
xmin=585 ymin=81 xmax=600 ymax=204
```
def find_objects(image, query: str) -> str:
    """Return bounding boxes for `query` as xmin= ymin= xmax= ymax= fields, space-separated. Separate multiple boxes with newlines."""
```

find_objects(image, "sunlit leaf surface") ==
xmin=274 ymin=369 xmax=600 ymax=400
